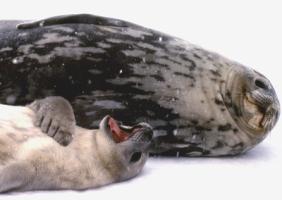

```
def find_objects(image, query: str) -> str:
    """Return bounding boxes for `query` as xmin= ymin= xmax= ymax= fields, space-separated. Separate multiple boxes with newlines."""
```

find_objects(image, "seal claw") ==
xmin=28 ymin=96 xmax=76 ymax=146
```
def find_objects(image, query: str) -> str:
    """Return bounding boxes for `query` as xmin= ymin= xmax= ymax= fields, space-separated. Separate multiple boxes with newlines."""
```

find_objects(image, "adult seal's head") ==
xmin=221 ymin=65 xmax=279 ymax=145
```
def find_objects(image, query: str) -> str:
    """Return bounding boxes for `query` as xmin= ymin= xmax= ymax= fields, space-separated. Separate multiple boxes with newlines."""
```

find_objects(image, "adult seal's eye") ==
xmin=130 ymin=152 xmax=142 ymax=163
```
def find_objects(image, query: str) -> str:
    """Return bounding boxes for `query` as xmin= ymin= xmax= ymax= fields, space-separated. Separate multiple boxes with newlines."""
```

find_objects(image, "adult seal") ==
xmin=0 ymin=14 xmax=279 ymax=156
xmin=0 ymin=97 xmax=152 ymax=192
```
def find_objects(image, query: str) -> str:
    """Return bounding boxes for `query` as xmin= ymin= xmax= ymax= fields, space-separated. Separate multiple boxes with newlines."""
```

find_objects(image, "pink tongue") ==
xmin=108 ymin=117 xmax=130 ymax=143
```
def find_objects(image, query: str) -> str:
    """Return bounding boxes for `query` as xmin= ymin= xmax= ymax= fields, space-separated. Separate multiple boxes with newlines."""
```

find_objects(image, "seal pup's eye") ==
xmin=130 ymin=152 xmax=142 ymax=163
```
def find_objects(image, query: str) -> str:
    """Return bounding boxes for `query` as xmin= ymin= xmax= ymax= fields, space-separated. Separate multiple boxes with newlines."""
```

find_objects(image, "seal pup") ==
xmin=0 ymin=97 xmax=153 ymax=192
xmin=0 ymin=14 xmax=279 ymax=156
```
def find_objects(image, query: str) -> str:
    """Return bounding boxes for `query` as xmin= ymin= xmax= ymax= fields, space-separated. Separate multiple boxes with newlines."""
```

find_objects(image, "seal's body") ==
xmin=0 ymin=14 xmax=279 ymax=156
xmin=0 ymin=97 xmax=152 ymax=192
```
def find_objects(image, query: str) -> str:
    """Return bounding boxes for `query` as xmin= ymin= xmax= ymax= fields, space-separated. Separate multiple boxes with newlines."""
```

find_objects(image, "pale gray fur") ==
xmin=0 ymin=99 xmax=151 ymax=192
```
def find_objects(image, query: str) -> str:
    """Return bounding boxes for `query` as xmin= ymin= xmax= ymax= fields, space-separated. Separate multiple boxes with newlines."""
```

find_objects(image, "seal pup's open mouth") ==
xmin=97 ymin=115 xmax=153 ymax=177
xmin=106 ymin=116 xmax=153 ymax=144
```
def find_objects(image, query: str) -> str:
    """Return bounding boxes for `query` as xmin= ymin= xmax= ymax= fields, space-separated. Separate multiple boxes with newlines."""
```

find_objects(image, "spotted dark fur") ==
xmin=218 ymin=124 xmax=232 ymax=132
xmin=0 ymin=14 xmax=279 ymax=156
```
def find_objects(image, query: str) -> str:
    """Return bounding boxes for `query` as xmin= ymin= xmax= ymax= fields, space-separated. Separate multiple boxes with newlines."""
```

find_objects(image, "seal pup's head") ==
xmin=96 ymin=115 xmax=153 ymax=183
xmin=221 ymin=65 xmax=280 ymax=145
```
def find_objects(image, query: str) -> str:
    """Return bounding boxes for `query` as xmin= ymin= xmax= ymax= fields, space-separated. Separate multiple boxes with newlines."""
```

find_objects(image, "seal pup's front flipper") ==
xmin=16 ymin=14 xmax=139 ymax=29
xmin=28 ymin=96 xmax=76 ymax=146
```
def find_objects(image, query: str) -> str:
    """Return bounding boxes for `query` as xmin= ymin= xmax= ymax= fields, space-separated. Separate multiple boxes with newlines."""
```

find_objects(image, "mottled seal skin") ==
xmin=0 ymin=97 xmax=152 ymax=193
xmin=0 ymin=14 xmax=279 ymax=156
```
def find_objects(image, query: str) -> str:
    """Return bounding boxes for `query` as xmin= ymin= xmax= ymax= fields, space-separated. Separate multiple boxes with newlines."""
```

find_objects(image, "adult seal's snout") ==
xmin=222 ymin=66 xmax=279 ymax=140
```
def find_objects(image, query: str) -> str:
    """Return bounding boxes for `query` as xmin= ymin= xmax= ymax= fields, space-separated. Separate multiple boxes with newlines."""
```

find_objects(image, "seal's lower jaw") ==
xmin=242 ymin=93 xmax=279 ymax=134
xmin=233 ymin=92 xmax=278 ymax=137
xmin=243 ymin=94 xmax=265 ymax=131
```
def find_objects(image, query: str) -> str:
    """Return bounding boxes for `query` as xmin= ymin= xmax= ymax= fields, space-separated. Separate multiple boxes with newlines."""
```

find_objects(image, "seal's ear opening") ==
xmin=130 ymin=152 xmax=142 ymax=163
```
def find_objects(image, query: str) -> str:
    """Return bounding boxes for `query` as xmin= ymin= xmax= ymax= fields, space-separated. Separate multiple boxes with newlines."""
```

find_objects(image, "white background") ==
xmin=1 ymin=0 xmax=282 ymax=199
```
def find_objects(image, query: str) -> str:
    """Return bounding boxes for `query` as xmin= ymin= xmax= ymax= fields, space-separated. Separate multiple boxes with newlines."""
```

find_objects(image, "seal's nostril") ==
xmin=255 ymin=79 xmax=268 ymax=90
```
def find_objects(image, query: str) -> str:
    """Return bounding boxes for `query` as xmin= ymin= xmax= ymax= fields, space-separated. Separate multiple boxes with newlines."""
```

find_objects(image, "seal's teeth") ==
xmin=260 ymin=115 xmax=268 ymax=127
xmin=260 ymin=111 xmax=274 ymax=129
xmin=119 ymin=125 xmax=132 ymax=130
xmin=260 ymin=106 xmax=276 ymax=129
xmin=247 ymin=113 xmax=262 ymax=128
